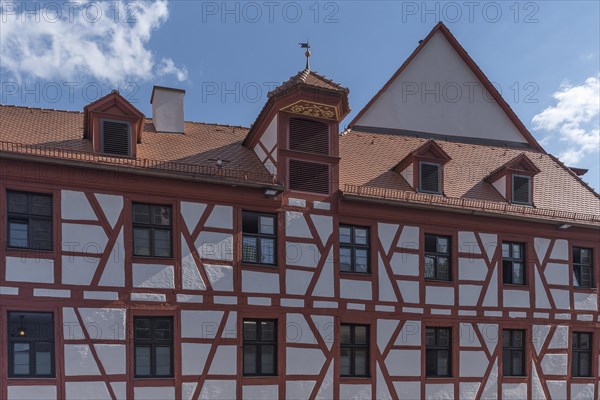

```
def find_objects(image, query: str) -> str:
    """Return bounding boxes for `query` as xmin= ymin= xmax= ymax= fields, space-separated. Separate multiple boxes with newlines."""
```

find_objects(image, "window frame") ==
xmin=572 ymin=247 xmax=594 ymax=289
xmin=419 ymin=161 xmax=442 ymax=194
xmin=425 ymin=327 xmax=452 ymax=377
xmin=132 ymin=202 xmax=173 ymax=258
xmin=7 ymin=311 xmax=55 ymax=378
xmin=133 ymin=316 xmax=174 ymax=378
xmin=502 ymin=329 xmax=526 ymax=377
xmin=572 ymin=331 xmax=592 ymax=378
xmin=511 ymin=174 xmax=532 ymax=205
xmin=6 ymin=190 xmax=53 ymax=251
xmin=241 ymin=211 xmax=278 ymax=266
xmin=100 ymin=118 xmax=131 ymax=157
xmin=339 ymin=224 xmax=371 ymax=274
xmin=424 ymin=234 xmax=452 ymax=281
xmin=502 ymin=241 xmax=526 ymax=285
xmin=242 ymin=319 xmax=278 ymax=376
xmin=340 ymin=323 xmax=370 ymax=378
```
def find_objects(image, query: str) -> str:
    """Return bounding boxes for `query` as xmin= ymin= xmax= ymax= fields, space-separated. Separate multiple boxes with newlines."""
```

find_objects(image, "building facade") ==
xmin=0 ymin=23 xmax=599 ymax=400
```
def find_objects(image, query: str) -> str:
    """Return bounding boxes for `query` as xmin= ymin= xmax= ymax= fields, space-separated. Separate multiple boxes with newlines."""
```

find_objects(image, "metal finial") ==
xmin=299 ymin=41 xmax=311 ymax=70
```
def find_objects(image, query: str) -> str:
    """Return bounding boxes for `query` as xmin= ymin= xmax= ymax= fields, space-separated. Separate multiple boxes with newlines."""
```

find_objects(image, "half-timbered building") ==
xmin=1 ymin=22 xmax=598 ymax=400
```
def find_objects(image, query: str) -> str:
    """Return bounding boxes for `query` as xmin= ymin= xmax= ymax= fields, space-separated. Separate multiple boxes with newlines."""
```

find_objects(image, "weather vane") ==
xmin=299 ymin=41 xmax=311 ymax=70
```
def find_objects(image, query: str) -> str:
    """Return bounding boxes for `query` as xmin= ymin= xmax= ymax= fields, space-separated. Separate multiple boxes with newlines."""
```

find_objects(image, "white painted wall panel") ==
xmin=242 ymin=270 xmax=280 ymax=294
xmin=61 ymin=190 xmax=96 ymax=221
xmin=204 ymin=205 xmax=233 ymax=230
xmin=286 ymin=347 xmax=326 ymax=375
xmin=64 ymin=345 xmax=101 ymax=376
xmin=195 ymin=231 xmax=233 ymax=261
xmin=6 ymin=257 xmax=54 ymax=283
xmin=134 ymin=387 xmax=175 ymax=400
xmin=62 ymin=256 xmax=99 ymax=285
xmin=502 ymin=290 xmax=529 ymax=308
xmin=132 ymin=263 xmax=174 ymax=288
xmin=340 ymin=384 xmax=372 ymax=400
xmin=8 ymin=385 xmax=56 ymax=400
xmin=426 ymin=286 xmax=454 ymax=305
xmin=62 ymin=223 xmax=108 ymax=252
xmin=242 ymin=385 xmax=279 ymax=400
xmin=385 ymin=349 xmax=420 ymax=376
xmin=205 ymin=264 xmax=233 ymax=291
xmin=181 ymin=310 xmax=223 ymax=339
xmin=65 ymin=382 xmax=111 ymax=400
xmin=340 ymin=279 xmax=372 ymax=300
xmin=390 ymin=252 xmax=419 ymax=276
xmin=286 ymin=242 xmax=320 ymax=268
xmin=94 ymin=193 xmax=123 ymax=228
xmin=459 ymin=351 xmax=488 ymax=377
xmin=426 ymin=383 xmax=455 ymax=400
xmin=78 ymin=308 xmax=126 ymax=340
xmin=199 ymin=380 xmax=236 ymax=400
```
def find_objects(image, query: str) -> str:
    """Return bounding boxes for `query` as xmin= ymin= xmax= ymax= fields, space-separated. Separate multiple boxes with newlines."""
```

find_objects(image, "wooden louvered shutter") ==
xmin=288 ymin=160 xmax=330 ymax=194
xmin=419 ymin=162 xmax=440 ymax=194
xmin=512 ymin=175 xmax=531 ymax=204
xmin=101 ymin=120 xmax=130 ymax=156
xmin=289 ymin=118 xmax=329 ymax=155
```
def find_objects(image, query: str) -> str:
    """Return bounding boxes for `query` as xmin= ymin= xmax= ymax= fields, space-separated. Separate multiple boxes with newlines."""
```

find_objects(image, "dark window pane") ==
xmin=260 ymin=216 xmax=275 ymax=235
xmin=153 ymin=206 xmax=171 ymax=226
xmin=242 ymin=212 xmax=259 ymax=234
xmin=340 ymin=248 xmax=352 ymax=272
xmin=502 ymin=349 xmax=511 ymax=376
xmin=8 ymin=192 xmax=29 ymax=213
xmin=35 ymin=342 xmax=52 ymax=375
xmin=243 ymin=321 xmax=257 ymax=340
xmin=579 ymin=333 xmax=590 ymax=349
xmin=437 ymin=329 xmax=450 ymax=346
xmin=502 ymin=243 xmax=510 ymax=258
xmin=437 ymin=258 xmax=450 ymax=280
xmin=512 ymin=351 xmax=523 ymax=375
xmin=135 ymin=346 xmax=151 ymax=376
xmin=420 ymin=163 xmax=440 ymax=193
xmin=133 ymin=204 xmax=151 ymax=224
xmin=133 ymin=228 xmax=151 ymax=256
xmin=155 ymin=346 xmax=171 ymax=376
xmin=426 ymin=329 xmax=436 ymax=345
xmin=9 ymin=221 xmax=28 ymax=248
xmin=437 ymin=350 xmax=449 ymax=376
xmin=426 ymin=350 xmax=437 ymax=376
xmin=31 ymin=195 xmax=52 ymax=216
xmin=579 ymin=352 xmax=590 ymax=376
xmin=425 ymin=235 xmax=437 ymax=252
xmin=354 ymin=348 xmax=368 ymax=376
xmin=354 ymin=228 xmax=368 ymax=245
xmin=242 ymin=212 xmax=277 ymax=266
xmin=261 ymin=345 xmax=276 ymax=375
xmin=154 ymin=320 xmax=172 ymax=340
xmin=8 ymin=312 xmax=54 ymax=378
xmin=339 ymin=225 xmax=370 ymax=274
xmin=425 ymin=256 xmax=435 ymax=279
xmin=512 ymin=175 xmax=531 ymax=204
xmin=261 ymin=321 xmax=276 ymax=341
xmin=340 ymin=347 xmax=352 ymax=376
xmin=436 ymin=237 xmax=449 ymax=254
xmin=340 ymin=325 xmax=352 ymax=344
xmin=135 ymin=319 xmax=152 ymax=339
xmin=354 ymin=326 xmax=368 ymax=345
xmin=243 ymin=345 xmax=257 ymax=375
xmin=13 ymin=343 xmax=30 ymax=375
xmin=153 ymin=229 xmax=171 ymax=257
xmin=355 ymin=249 xmax=368 ymax=273
xmin=339 ymin=227 xmax=351 ymax=244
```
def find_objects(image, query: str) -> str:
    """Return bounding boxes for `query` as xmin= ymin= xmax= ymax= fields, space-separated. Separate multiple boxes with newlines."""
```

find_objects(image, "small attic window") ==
xmin=101 ymin=119 xmax=130 ymax=156
xmin=419 ymin=161 xmax=441 ymax=194
xmin=289 ymin=118 xmax=329 ymax=155
xmin=511 ymin=174 xmax=531 ymax=205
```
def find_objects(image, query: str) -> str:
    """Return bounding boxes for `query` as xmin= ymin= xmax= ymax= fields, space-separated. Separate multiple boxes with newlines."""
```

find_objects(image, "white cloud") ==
xmin=532 ymin=75 xmax=600 ymax=165
xmin=0 ymin=0 xmax=187 ymax=83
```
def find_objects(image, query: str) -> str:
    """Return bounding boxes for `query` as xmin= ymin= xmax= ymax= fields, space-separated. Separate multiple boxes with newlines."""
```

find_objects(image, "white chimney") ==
xmin=151 ymin=86 xmax=185 ymax=133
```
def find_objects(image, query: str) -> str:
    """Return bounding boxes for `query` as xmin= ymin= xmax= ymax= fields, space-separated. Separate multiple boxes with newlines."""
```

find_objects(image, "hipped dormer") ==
xmin=83 ymin=90 xmax=145 ymax=158
xmin=486 ymin=153 xmax=540 ymax=205
xmin=243 ymin=68 xmax=349 ymax=196
xmin=393 ymin=140 xmax=451 ymax=195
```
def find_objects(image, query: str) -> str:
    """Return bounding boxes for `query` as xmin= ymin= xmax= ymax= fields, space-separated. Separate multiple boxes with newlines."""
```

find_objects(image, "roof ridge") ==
xmin=0 ymin=104 xmax=83 ymax=114
xmin=547 ymin=153 xmax=600 ymax=200
xmin=183 ymin=120 xmax=250 ymax=130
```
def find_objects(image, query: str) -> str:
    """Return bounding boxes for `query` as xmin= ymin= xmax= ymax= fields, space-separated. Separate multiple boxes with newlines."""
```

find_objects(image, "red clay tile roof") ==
xmin=268 ymin=68 xmax=348 ymax=98
xmin=0 ymin=105 xmax=275 ymax=185
xmin=339 ymin=128 xmax=600 ymax=222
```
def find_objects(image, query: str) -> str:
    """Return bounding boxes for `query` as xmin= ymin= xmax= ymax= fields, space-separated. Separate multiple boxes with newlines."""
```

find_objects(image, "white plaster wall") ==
xmin=340 ymin=384 xmax=372 ymax=400
xmin=400 ymin=164 xmax=414 ymax=187
xmin=242 ymin=385 xmax=279 ymax=400
xmin=181 ymin=310 xmax=223 ymax=339
xmin=310 ymin=214 xmax=332 ymax=245
xmin=458 ymin=231 xmax=481 ymax=254
xmin=390 ymin=252 xmax=419 ymax=276
xmin=377 ymin=319 xmax=399 ymax=352
xmin=99 ymin=228 xmax=125 ymax=287
xmin=64 ymin=344 xmax=101 ymax=376
xmin=550 ymin=289 xmax=571 ymax=309
xmin=426 ymin=286 xmax=454 ymax=305
xmin=544 ymin=262 xmax=569 ymax=285
xmin=134 ymin=387 xmax=175 ymax=400
xmin=426 ymin=383 xmax=455 ymax=400
xmin=8 ymin=385 xmax=56 ymax=400
xmin=181 ymin=201 xmax=207 ymax=232
xmin=548 ymin=325 xmax=569 ymax=349
xmin=285 ymin=269 xmax=313 ymax=295
xmin=503 ymin=290 xmax=530 ymax=308
xmin=286 ymin=211 xmax=312 ymax=238
xmin=541 ymin=354 xmax=568 ymax=375
xmin=356 ymin=31 xmax=528 ymax=144
xmin=62 ymin=223 xmax=108 ymax=252
xmin=398 ymin=226 xmax=420 ymax=249
xmin=132 ymin=263 xmax=174 ymax=288
xmin=66 ymin=382 xmax=111 ymax=400
xmin=286 ymin=242 xmax=320 ymax=268
xmin=570 ymin=383 xmax=594 ymax=400
xmin=458 ymin=257 xmax=488 ymax=281
xmin=199 ymin=380 xmax=237 ymax=400
xmin=286 ymin=381 xmax=316 ymax=400
xmin=61 ymin=190 xmax=97 ymax=220
xmin=181 ymin=343 xmax=210 ymax=375
xmin=393 ymin=382 xmax=420 ymax=400
xmin=550 ymin=240 xmax=569 ymax=261
xmin=208 ymin=345 xmax=237 ymax=375
xmin=378 ymin=223 xmax=399 ymax=253
xmin=204 ymin=205 xmax=233 ymax=230
xmin=574 ymin=292 xmax=597 ymax=311
xmin=78 ymin=308 xmax=126 ymax=340
xmin=242 ymin=270 xmax=280 ymax=294
xmin=502 ymin=383 xmax=527 ymax=400
xmin=459 ymin=284 xmax=482 ymax=306
xmin=546 ymin=381 xmax=567 ymax=400
xmin=6 ymin=257 xmax=54 ymax=283
xmin=397 ymin=321 xmax=421 ymax=346
xmin=94 ymin=344 xmax=126 ymax=374
xmin=286 ymin=314 xmax=317 ymax=345
xmin=94 ymin=193 xmax=123 ymax=228
xmin=492 ymin=176 xmax=506 ymax=198
xmin=386 ymin=349 xmax=421 ymax=376
xmin=397 ymin=280 xmax=419 ymax=303
xmin=459 ymin=351 xmax=488 ymax=377
xmin=182 ymin=237 xmax=205 ymax=290
xmin=204 ymin=264 xmax=233 ymax=291
xmin=286 ymin=347 xmax=326 ymax=375
xmin=195 ymin=231 xmax=233 ymax=261
xmin=459 ymin=382 xmax=481 ymax=400
xmin=62 ymin=256 xmax=99 ymax=285
xmin=340 ymin=279 xmax=372 ymax=300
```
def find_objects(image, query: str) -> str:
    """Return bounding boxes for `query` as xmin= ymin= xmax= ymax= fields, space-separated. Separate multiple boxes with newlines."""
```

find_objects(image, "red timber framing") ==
xmin=0 ymin=156 xmax=598 ymax=400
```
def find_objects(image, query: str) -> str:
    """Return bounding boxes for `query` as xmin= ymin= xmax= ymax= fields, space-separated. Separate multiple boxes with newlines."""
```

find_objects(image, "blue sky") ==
xmin=1 ymin=0 xmax=599 ymax=190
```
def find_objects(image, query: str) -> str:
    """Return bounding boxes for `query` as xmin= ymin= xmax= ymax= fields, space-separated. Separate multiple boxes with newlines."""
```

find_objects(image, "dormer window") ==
xmin=419 ymin=162 xmax=441 ymax=194
xmin=101 ymin=119 xmax=131 ymax=156
xmin=486 ymin=154 xmax=539 ymax=206
xmin=511 ymin=174 xmax=531 ymax=205
xmin=393 ymin=140 xmax=451 ymax=195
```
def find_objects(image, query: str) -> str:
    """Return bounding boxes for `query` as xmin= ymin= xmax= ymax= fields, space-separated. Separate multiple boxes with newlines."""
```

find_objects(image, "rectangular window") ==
xmin=419 ymin=162 xmax=441 ymax=194
xmin=512 ymin=174 xmax=531 ymax=205
xmin=289 ymin=118 xmax=329 ymax=155
xmin=7 ymin=190 xmax=53 ymax=251
xmin=8 ymin=311 xmax=55 ymax=378
xmin=101 ymin=119 xmax=131 ymax=156
xmin=242 ymin=211 xmax=277 ymax=266
xmin=425 ymin=234 xmax=451 ymax=281
xmin=573 ymin=247 xmax=593 ymax=288
xmin=426 ymin=327 xmax=452 ymax=377
xmin=340 ymin=225 xmax=370 ymax=273
xmin=134 ymin=317 xmax=173 ymax=378
xmin=132 ymin=203 xmax=172 ymax=258
xmin=502 ymin=242 xmax=526 ymax=285
xmin=502 ymin=329 xmax=525 ymax=376
xmin=572 ymin=332 xmax=592 ymax=377
xmin=243 ymin=319 xmax=277 ymax=376
xmin=340 ymin=324 xmax=370 ymax=377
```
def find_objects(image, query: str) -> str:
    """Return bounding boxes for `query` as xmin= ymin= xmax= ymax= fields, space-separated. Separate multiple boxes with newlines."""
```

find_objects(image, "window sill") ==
xmin=502 ymin=283 xmax=529 ymax=288
xmin=133 ymin=376 xmax=175 ymax=381
xmin=425 ymin=376 xmax=454 ymax=382
xmin=7 ymin=377 xmax=56 ymax=381
xmin=502 ymin=376 xmax=528 ymax=382
xmin=132 ymin=256 xmax=176 ymax=262
xmin=340 ymin=376 xmax=371 ymax=382
xmin=6 ymin=247 xmax=54 ymax=256
xmin=241 ymin=263 xmax=278 ymax=270
xmin=340 ymin=271 xmax=372 ymax=277
xmin=573 ymin=287 xmax=597 ymax=292
xmin=425 ymin=279 xmax=453 ymax=285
